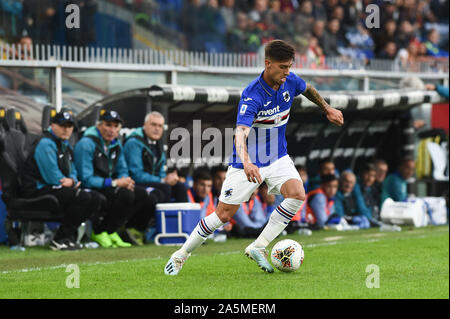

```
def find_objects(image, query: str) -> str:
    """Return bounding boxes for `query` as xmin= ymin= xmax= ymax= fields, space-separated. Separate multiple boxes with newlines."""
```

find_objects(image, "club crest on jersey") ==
xmin=274 ymin=114 xmax=282 ymax=124
xmin=224 ymin=188 xmax=233 ymax=198
xmin=283 ymin=91 xmax=290 ymax=102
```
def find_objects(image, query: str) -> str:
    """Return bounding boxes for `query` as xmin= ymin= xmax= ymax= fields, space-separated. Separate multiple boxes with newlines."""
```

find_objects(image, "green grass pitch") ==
xmin=0 ymin=225 xmax=448 ymax=299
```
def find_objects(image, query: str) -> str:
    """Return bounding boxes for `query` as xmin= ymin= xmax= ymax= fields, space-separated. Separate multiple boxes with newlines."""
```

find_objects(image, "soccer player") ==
xmin=164 ymin=40 xmax=343 ymax=275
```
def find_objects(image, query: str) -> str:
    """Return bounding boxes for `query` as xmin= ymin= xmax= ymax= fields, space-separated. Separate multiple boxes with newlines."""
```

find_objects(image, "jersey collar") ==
xmin=258 ymin=71 xmax=275 ymax=97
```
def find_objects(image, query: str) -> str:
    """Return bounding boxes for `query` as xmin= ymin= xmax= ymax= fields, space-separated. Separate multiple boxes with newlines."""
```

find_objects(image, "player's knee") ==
xmin=285 ymin=192 xmax=305 ymax=202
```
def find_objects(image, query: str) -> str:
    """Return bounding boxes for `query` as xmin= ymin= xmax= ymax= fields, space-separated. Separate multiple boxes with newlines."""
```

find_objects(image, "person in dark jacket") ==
xmin=74 ymin=110 xmax=162 ymax=247
xmin=21 ymin=111 xmax=102 ymax=251
xmin=123 ymin=111 xmax=187 ymax=203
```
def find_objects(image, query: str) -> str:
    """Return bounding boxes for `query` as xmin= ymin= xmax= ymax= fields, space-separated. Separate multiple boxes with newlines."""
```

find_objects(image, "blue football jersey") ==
xmin=230 ymin=71 xmax=307 ymax=168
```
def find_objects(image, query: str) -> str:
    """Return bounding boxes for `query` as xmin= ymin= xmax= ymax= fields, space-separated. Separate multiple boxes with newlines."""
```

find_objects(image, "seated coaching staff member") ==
xmin=21 ymin=111 xmax=102 ymax=251
xmin=74 ymin=110 xmax=162 ymax=248
xmin=123 ymin=111 xmax=187 ymax=203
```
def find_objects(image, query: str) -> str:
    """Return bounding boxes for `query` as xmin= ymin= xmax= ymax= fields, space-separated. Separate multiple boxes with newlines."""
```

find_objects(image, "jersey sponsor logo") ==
xmin=283 ymin=91 xmax=290 ymax=102
xmin=264 ymin=101 xmax=272 ymax=107
xmin=257 ymin=105 xmax=280 ymax=117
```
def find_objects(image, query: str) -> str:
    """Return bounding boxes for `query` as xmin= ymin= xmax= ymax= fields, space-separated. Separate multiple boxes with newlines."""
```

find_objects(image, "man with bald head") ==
xmin=123 ymin=111 xmax=187 ymax=203
xmin=334 ymin=170 xmax=371 ymax=229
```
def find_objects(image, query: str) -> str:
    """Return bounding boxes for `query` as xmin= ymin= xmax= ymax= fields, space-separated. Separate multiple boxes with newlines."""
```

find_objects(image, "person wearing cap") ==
xmin=74 ymin=109 xmax=162 ymax=247
xmin=21 ymin=111 xmax=103 ymax=251
xmin=123 ymin=111 xmax=187 ymax=203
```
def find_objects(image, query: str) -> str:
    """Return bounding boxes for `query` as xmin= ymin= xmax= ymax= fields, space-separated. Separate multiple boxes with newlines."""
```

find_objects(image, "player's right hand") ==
xmin=326 ymin=107 xmax=344 ymax=126
xmin=243 ymin=162 xmax=262 ymax=184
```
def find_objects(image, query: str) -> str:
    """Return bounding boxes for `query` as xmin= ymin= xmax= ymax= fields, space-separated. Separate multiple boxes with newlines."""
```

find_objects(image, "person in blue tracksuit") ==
xmin=334 ymin=170 xmax=371 ymax=229
xmin=74 ymin=110 xmax=163 ymax=248
xmin=21 ymin=111 xmax=102 ymax=251
xmin=123 ymin=111 xmax=187 ymax=203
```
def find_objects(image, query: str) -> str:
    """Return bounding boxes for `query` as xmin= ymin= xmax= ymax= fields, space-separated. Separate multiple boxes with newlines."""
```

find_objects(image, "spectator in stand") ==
xmin=186 ymin=169 xmax=215 ymax=218
xmin=373 ymin=19 xmax=397 ymax=56
xmin=342 ymin=0 xmax=362 ymax=32
xmin=279 ymin=0 xmax=297 ymax=13
xmin=378 ymin=41 xmax=398 ymax=60
xmin=211 ymin=165 xmax=228 ymax=206
xmin=395 ymin=20 xmax=417 ymax=50
xmin=322 ymin=18 xmax=342 ymax=57
xmin=307 ymin=36 xmax=325 ymax=67
xmin=229 ymin=189 xmax=268 ymax=238
xmin=179 ymin=0 xmax=203 ymax=51
xmin=311 ymin=20 xmax=325 ymax=45
xmin=200 ymin=0 xmax=227 ymax=52
xmin=312 ymin=0 xmax=327 ymax=21
xmin=22 ymin=0 xmax=57 ymax=45
xmin=21 ymin=111 xmax=102 ymax=251
xmin=339 ymin=22 xmax=375 ymax=59
xmin=0 ymin=0 xmax=23 ymax=41
xmin=324 ymin=0 xmax=338 ymax=18
xmin=305 ymin=174 xmax=338 ymax=230
xmin=227 ymin=11 xmax=251 ymax=52
xmin=123 ymin=111 xmax=187 ymax=203
xmin=249 ymin=0 xmax=269 ymax=23
xmin=424 ymin=28 xmax=449 ymax=57
xmin=309 ymin=158 xmax=336 ymax=191
xmin=429 ymin=0 xmax=449 ymax=23
xmin=64 ymin=0 xmax=97 ymax=47
xmin=358 ymin=162 xmax=381 ymax=222
xmin=74 ymin=110 xmax=161 ymax=248
xmin=381 ymin=156 xmax=416 ymax=204
xmin=293 ymin=0 xmax=313 ymax=36
xmin=395 ymin=40 xmax=422 ymax=71
xmin=373 ymin=158 xmax=388 ymax=199
xmin=334 ymin=171 xmax=371 ymax=229
xmin=220 ymin=0 xmax=237 ymax=30
xmin=380 ymin=0 xmax=400 ymax=25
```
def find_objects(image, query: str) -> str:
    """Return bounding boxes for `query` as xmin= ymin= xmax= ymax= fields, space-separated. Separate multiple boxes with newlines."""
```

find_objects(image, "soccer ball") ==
xmin=271 ymin=239 xmax=304 ymax=272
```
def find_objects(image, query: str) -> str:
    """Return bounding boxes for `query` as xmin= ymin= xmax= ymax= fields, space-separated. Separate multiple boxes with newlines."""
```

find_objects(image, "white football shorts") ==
xmin=218 ymin=155 xmax=302 ymax=205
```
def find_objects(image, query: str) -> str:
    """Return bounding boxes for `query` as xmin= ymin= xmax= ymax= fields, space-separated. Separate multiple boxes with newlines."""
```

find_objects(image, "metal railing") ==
xmin=1 ymin=42 xmax=448 ymax=73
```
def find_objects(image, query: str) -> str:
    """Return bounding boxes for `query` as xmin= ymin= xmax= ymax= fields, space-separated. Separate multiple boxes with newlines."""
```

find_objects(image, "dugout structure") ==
xmin=76 ymin=85 xmax=446 ymax=179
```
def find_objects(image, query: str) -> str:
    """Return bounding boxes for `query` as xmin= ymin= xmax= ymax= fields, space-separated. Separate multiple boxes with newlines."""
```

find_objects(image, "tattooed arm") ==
xmin=235 ymin=125 xmax=262 ymax=183
xmin=302 ymin=83 xmax=344 ymax=126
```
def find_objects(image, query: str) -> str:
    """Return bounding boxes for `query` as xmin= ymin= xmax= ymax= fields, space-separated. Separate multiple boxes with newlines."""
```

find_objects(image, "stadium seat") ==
xmin=41 ymin=104 xmax=57 ymax=132
xmin=5 ymin=107 xmax=28 ymax=134
xmin=0 ymin=126 xmax=64 ymax=245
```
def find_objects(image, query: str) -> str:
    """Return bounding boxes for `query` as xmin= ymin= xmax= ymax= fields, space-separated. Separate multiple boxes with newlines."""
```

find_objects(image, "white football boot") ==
xmin=244 ymin=242 xmax=274 ymax=273
xmin=164 ymin=251 xmax=190 ymax=276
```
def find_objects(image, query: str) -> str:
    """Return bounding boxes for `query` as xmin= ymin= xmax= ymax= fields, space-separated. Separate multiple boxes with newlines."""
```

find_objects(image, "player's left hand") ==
xmin=326 ymin=107 xmax=344 ymax=126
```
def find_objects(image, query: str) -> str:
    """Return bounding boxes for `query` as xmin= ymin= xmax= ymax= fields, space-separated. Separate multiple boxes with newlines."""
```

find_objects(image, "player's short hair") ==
xmin=265 ymin=40 xmax=295 ymax=62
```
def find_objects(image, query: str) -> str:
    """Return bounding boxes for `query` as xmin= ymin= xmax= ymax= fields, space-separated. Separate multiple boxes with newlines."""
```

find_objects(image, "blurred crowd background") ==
xmin=1 ymin=0 xmax=448 ymax=63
